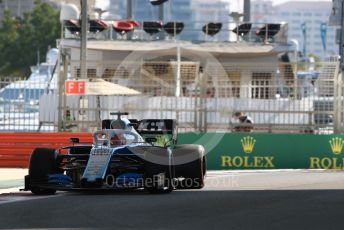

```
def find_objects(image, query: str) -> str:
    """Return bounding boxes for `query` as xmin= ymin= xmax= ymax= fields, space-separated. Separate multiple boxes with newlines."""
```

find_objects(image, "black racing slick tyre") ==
xmin=142 ymin=147 xmax=174 ymax=194
xmin=28 ymin=148 xmax=58 ymax=195
xmin=173 ymin=144 xmax=206 ymax=189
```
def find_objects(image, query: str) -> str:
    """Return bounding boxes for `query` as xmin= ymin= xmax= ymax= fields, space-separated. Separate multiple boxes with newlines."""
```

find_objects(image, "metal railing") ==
xmin=0 ymin=59 xmax=336 ymax=133
xmin=0 ymin=77 xmax=55 ymax=132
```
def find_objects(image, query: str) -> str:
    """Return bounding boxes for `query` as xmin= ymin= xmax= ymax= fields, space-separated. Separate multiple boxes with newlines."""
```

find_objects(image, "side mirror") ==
xmin=70 ymin=138 xmax=80 ymax=143
xmin=145 ymin=137 xmax=157 ymax=143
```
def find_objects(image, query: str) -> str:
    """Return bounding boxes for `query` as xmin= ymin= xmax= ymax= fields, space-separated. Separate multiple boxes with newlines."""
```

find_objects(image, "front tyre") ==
xmin=28 ymin=148 xmax=58 ymax=195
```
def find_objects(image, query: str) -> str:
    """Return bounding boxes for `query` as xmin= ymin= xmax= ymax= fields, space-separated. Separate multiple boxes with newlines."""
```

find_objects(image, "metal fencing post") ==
xmin=57 ymin=48 xmax=64 ymax=131
xmin=338 ymin=0 xmax=344 ymax=133
xmin=79 ymin=0 xmax=88 ymax=132
xmin=334 ymin=62 xmax=342 ymax=133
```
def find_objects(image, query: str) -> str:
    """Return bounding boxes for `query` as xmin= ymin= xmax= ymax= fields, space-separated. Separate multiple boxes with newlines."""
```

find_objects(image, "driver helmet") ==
xmin=110 ymin=133 xmax=126 ymax=146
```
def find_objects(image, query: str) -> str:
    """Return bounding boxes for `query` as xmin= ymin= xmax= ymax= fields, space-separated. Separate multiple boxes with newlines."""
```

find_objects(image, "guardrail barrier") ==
xmin=0 ymin=133 xmax=92 ymax=168
xmin=1 ymin=132 xmax=344 ymax=170
xmin=178 ymin=133 xmax=344 ymax=170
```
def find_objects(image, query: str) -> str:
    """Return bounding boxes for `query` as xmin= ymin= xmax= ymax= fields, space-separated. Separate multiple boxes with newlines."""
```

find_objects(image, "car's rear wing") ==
xmin=136 ymin=119 xmax=176 ymax=134
xmin=136 ymin=119 xmax=177 ymax=144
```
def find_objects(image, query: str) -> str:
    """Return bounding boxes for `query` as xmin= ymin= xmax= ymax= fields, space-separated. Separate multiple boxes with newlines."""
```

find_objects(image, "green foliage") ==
xmin=308 ymin=54 xmax=320 ymax=62
xmin=0 ymin=10 xmax=19 ymax=74
xmin=0 ymin=1 xmax=60 ymax=77
xmin=297 ymin=53 xmax=321 ymax=71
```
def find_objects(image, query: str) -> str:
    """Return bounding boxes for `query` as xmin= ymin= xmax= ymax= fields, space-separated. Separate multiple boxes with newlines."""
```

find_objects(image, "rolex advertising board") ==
xmin=177 ymin=133 xmax=344 ymax=170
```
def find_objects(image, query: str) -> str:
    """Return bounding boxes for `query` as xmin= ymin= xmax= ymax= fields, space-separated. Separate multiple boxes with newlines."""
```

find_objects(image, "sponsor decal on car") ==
xmin=82 ymin=148 xmax=113 ymax=182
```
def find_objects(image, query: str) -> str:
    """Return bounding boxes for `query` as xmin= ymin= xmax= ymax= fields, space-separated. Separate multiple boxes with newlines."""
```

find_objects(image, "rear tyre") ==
xmin=202 ymin=156 xmax=207 ymax=177
xmin=143 ymin=147 xmax=174 ymax=194
xmin=28 ymin=148 xmax=58 ymax=195
xmin=173 ymin=144 xmax=206 ymax=189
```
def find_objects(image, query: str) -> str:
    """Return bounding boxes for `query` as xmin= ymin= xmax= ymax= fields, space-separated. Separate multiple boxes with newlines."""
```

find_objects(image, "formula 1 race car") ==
xmin=23 ymin=112 xmax=206 ymax=194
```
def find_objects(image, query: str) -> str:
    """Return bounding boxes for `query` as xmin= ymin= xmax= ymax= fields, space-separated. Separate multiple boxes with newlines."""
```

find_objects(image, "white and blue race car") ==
xmin=23 ymin=112 xmax=206 ymax=194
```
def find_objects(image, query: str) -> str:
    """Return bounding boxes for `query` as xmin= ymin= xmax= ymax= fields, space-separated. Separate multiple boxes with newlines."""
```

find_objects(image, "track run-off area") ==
xmin=0 ymin=169 xmax=344 ymax=230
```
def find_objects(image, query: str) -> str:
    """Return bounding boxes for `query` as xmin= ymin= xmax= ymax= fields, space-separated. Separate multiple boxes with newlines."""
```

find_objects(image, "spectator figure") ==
xmin=233 ymin=112 xmax=254 ymax=132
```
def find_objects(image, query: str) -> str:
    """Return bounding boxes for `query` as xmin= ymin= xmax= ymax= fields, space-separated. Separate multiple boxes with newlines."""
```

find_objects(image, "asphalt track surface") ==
xmin=0 ymin=170 xmax=344 ymax=230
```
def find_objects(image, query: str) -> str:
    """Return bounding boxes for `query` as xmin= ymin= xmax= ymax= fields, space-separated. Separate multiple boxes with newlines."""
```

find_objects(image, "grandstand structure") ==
xmin=45 ymin=17 xmax=340 ymax=134
xmin=0 ymin=2 xmax=340 ymax=133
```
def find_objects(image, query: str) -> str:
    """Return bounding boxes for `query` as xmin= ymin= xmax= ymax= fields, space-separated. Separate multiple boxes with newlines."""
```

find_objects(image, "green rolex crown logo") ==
xmin=241 ymin=136 xmax=256 ymax=154
xmin=329 ymin=137 xmax=344 ymax=155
